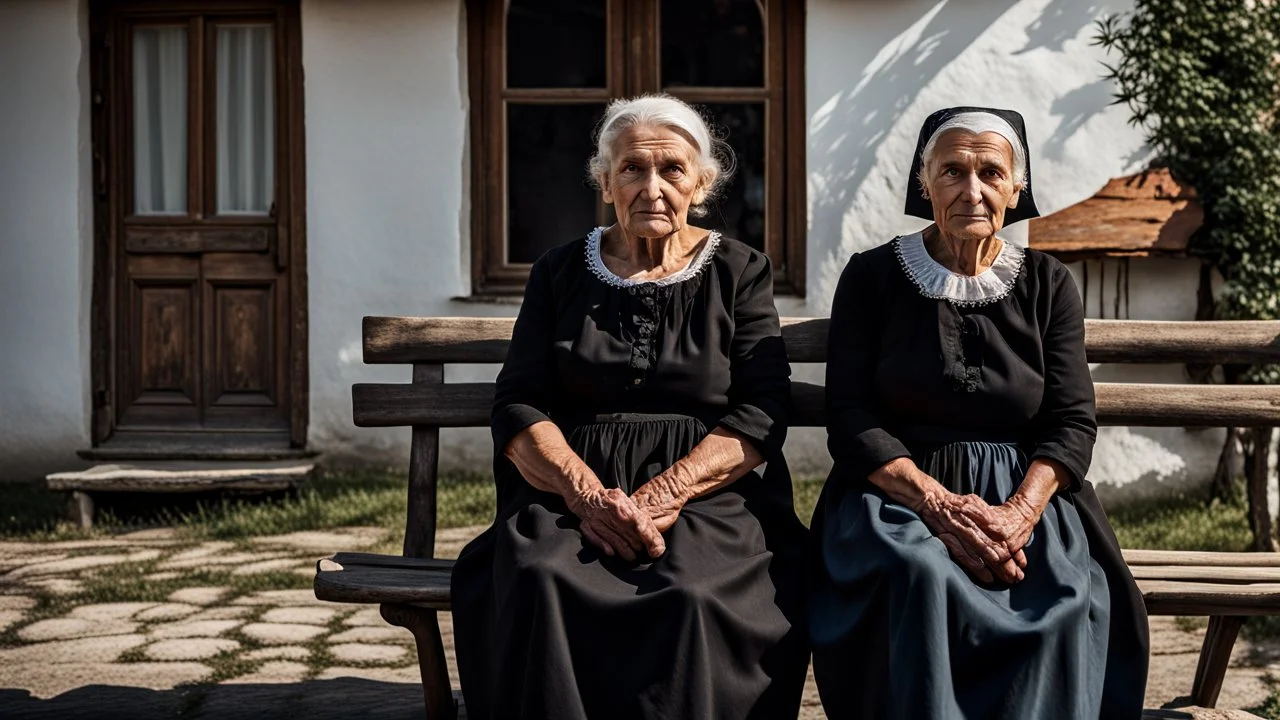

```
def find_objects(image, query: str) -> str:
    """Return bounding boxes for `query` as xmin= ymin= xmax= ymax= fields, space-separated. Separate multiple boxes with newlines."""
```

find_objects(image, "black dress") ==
xmin=452 ymin=228 xmax=809 ymax=720
xmin=807 ymin=233 xmax=1149 ymax=719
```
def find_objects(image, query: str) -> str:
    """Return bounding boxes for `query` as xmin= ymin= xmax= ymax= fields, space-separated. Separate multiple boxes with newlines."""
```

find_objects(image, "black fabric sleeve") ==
xmin=825 ymin=253 xmax=912 ymax=480
xmin=491 ymin=255 xmax=556 ymax=454
xmin=716 ymin=251 xmax=791 ymax=459
xmin=1028 ymin=263 xmax=1097 ymax=491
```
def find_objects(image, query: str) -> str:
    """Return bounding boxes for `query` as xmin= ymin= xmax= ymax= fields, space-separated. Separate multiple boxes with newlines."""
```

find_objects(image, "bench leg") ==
xmin=1191 ymin=615 xmax=1245 ymax=708
xmin=381 ymin=603 xmax=455 ymax=720
xmin=66 ymin=492 xmax=94 ymax=529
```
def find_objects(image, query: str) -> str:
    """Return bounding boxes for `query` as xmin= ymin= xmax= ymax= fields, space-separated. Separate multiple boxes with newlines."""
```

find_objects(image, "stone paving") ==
xmin=0 ymin=525 xmax=1274 ymax=719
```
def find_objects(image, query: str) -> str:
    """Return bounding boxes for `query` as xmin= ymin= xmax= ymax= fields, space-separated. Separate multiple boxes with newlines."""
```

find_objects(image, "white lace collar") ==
xmin=892 ymin=231 xmax=1025 ymax=306
xmin=585 ymin=226 xmax=722 ymax=288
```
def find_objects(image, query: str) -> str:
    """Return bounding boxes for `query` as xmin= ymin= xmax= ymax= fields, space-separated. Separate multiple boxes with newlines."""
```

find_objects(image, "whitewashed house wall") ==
xmin=0 ymin=0 xmax=1249 ymax=503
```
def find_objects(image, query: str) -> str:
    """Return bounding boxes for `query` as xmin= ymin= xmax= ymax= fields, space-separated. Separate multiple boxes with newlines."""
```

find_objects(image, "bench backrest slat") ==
xmin=353 ymin=380 xmax=1280 ymax=429
xmin=363 ymin=317 xmax=1280 ymax=366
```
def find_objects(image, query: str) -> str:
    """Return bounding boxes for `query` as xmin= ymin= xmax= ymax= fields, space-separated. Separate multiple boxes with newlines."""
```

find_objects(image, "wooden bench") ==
xmin=315 ymin=316 xmax=1280 ymax=719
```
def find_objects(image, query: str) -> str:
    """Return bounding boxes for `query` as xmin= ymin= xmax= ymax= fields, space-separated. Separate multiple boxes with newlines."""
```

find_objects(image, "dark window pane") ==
xmin=507 ymin=0 xmax=607 ymax=89
xmin=507 ymin=103 xmax=603 ymax=264
xmin=661 ymin=0 xmax=764 ymax=88
xmin=700 ymin=103 xmax=765 ymax=251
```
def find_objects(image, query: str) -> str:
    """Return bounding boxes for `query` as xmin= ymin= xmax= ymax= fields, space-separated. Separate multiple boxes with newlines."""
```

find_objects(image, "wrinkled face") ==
xmin=602 ymin=125 xmax=705 ymax=239
xmin=923 ymin=130 xmax=1022 ymax=242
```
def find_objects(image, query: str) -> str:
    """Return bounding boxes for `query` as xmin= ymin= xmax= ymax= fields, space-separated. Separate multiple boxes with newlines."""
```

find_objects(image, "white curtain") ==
xmin=217 ymin=25 xmax=274 ymax=215
xmin=133 ymin=27 xmax=188 ymax=215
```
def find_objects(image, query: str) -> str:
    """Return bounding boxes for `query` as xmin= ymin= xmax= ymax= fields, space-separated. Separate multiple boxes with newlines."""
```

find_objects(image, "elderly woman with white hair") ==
xmin=807 ymin=107 xmax=1149 ymax=719
xmin=451 ymin=94 xmax=809 ymax=720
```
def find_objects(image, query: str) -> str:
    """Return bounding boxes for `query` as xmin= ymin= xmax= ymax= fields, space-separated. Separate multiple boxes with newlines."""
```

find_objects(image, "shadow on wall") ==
xmin=1014 ymin=0 xmax=1111 ymax=55
xmin=808 ymin=0 xmax=1112 ymax=309
xmin=1042 ymin=79 xmax=1114 ymax=161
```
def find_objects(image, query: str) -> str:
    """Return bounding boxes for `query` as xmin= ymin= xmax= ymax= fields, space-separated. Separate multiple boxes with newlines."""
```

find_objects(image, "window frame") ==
xmin=466 ymin=0 xmax=806 ymax=296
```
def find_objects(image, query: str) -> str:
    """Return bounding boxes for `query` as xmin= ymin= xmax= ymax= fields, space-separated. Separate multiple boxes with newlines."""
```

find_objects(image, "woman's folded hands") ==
xmin=505 ymin=422 xmax=666 ymax=561
xmin=870 ymin=456 xmax=1054 ymax=585
xmin=508 ymin=423 xmax=767 ymax=562
xmin=569 ymin=486 xmax=667 ymax=561
xmin=916 ymin=491 xmax=1035 ymax=584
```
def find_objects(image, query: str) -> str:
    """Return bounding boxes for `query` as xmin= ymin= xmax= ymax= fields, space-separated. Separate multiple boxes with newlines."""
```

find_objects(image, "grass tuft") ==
xmin=1105 ymin=492 xmax=1253 ymax=552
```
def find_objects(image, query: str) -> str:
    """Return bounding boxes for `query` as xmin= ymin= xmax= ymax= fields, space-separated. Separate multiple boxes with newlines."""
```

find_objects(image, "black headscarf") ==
xmin=904 ymin=106 xmax=1040 ymax=225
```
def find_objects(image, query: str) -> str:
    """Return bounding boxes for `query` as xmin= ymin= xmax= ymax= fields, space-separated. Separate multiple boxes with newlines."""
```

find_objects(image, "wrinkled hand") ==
xmin=917 ymin=492 xmax=1038 ymax=584
xmin=570 ymin=487 xmax=666 ymax=561
xmin=631 ymin=474 xmax=690 ymax=533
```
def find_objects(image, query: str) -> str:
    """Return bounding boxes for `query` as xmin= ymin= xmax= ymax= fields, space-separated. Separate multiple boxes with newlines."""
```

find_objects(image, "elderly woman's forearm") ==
xmin=505 ymin=421 xmax=604 ymax=508
xmin=868 ymin=457 xmax=949 ymax=512
xmin=656 ymin=428 xmax=765 ymax=500
xmin=1011 ymin=458 xmax=1071 ymax=519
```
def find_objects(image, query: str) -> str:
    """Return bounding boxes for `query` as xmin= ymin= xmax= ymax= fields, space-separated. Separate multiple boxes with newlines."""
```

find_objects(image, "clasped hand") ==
xmin=916 ymin=491 xmax=1039 ymax=584
xmin=569 ymin=474 xmax=688 ymax=562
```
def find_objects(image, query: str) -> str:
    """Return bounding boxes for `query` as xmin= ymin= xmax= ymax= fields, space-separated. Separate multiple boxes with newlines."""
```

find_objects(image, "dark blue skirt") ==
xmin=808 ymin=441 xmax=1121 ymax=719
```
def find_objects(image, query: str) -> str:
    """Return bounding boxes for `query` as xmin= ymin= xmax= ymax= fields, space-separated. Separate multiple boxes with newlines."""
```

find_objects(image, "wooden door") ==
xmin=90 ymin=1 xmax=307 ymax=450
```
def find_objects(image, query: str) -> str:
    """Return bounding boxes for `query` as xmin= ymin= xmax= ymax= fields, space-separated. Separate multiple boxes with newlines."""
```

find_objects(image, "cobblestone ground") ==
xmin=0 ymin=526 xmax=1275 ymax=719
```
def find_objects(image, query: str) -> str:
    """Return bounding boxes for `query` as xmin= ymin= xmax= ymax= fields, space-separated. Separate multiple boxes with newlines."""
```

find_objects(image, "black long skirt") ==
xmin=452 ymin=413 xmax=809 ymax=720
xmin=807 ymin=441 xmax=1149 ymax=719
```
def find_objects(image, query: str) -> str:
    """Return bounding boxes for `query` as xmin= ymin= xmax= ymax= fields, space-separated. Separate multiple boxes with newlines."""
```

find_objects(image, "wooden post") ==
xmin=395 ymin=363 xmax=453 ymax=718
xmin=1191 ymin=615 xmax=1246 ymax=708
xmin=382 ymin=603 xmax=456 ymax=720
xmin=1247 ymin=428 xmax=1276 ymax=552
xmin=404 ymin=364 xmax=443 ymax=559
xmin=67 ymin=492 xmax=94 ymax=529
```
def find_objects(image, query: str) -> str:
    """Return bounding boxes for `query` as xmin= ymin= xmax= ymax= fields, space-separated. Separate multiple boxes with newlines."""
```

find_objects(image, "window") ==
xmin=467 ymin=0 xmax=806 ymax=295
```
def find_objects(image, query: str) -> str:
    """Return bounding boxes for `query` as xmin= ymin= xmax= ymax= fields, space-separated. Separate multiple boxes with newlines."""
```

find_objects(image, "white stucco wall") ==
xmin=304 ymin=0 xmax=468 ymax=462
xmin=0 ymin=0 xmax=1252 ymax=501
xmin=302 ymin=0 xmax=513 ymax=470
xmin=0 ymin=0 xmax=92 ymax=482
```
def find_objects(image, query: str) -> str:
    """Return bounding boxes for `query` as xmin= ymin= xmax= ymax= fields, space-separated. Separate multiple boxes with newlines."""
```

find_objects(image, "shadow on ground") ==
xmin=0 ymin=678 xmax=429 ymax=720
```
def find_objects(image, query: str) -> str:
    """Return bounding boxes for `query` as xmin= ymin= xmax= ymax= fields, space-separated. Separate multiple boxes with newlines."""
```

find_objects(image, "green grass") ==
xmin=0 ymin=467 xmax=496 ymax=543
xmin=1106 ymin=492 xmax=1254 ymax=552
xmin=793 ymin=477 xmax=824 ymax=526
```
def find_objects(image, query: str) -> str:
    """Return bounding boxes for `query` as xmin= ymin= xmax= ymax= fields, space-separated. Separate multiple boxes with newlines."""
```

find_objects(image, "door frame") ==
xmin=88 ymin=0 xmax=309 ymax=449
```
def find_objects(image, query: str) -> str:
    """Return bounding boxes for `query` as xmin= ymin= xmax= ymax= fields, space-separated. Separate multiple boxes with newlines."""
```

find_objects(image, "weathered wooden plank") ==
xmin=45 ymin=461 xmax=314 ymax=493
xmin=362 ymin=316 xmax=1280 ymax=366
xmin=354 ymin=380 xmax=1280 ymax=429
xmin=1127 ymin=565 xmax=1280 ymax=583
xmin=365 ymin=317 xmax=515 ymax=364
xmin=1124 ymin=549 xmax=1280 ymax=567
xmin=780 ymin=317 xmax=828 ymax=364
xmin=314 ymin=554 xmax=1280 ymax=619
xmin=352 ymin=383 xmax=495 ymax=427
xmin=314 ymin=558 xmax=454 ymax=609
xmin=1086 ymin=320 xmax=1280 ymax=364
xmin=1094 ymin=384 xmax=1280 ymax=427
xmin=1138 ymin=580 xmax=1280 ymax=615
xmin=330 ymin=552 xmax=455 ymax=572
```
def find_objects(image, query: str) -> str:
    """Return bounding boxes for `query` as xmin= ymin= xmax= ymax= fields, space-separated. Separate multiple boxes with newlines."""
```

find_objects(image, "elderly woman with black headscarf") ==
xmin=807 ymin=107 xmax=1150 ymax=719
xmin=451 ymin=94 xmax=809 ymax=720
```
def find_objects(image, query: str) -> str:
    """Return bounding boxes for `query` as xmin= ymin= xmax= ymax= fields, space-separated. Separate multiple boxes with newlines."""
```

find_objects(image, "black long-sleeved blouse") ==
xmin=825 ymin=232 xmax=1097 ymax=489
xmin=491 ymin=228 xmax=791 ymax=460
